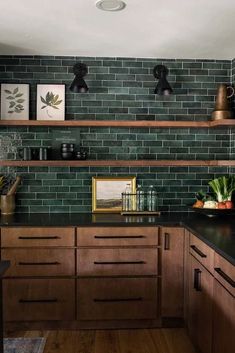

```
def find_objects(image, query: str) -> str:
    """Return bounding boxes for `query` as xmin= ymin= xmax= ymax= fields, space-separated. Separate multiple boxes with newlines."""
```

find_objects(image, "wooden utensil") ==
xmin=7 ymin=176 xmax=21 ymax=195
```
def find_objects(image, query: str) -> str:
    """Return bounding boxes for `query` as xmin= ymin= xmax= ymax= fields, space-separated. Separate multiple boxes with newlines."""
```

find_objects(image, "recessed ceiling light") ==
xmin=96 ymin=0 xmax=126 ymax=12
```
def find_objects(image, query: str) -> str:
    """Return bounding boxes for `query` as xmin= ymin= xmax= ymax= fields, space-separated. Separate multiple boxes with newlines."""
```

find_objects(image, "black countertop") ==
xmin=0 ymin=212 xmax=234 ymax=266
xmin=0 ymin=212 xmax=188 ymax=227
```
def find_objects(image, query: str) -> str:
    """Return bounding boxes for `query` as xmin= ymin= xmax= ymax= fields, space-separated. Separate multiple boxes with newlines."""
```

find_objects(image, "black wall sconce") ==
xmin=153 ymin=65 xmax=173 ymax=95
xmin=70 ymin=62 xmax=89 ymax=93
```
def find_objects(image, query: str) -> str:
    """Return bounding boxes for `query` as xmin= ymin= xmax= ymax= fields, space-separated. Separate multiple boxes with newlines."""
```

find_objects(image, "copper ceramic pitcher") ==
xmin=212 ymin=84 xmax=234 ymax=120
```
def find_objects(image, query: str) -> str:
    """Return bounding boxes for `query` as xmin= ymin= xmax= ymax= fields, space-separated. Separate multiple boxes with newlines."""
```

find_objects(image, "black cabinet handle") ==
xmin=94 ymin=235 xmax=145 ymax=239
xmin=19 ymin=298 xmax=58 ymax=303
xmin=18 ymin=236 xmax=61 ymax=240
xmin=194 ymin=268 xmax=202 ymax=291
xmin=94 ymin=261 xmax=145 ymax=265
xmin=94 ymin=297 xmax=143 ymax=302
xmin=164 ymin=232 xmax=170 ymax=250
xmin=215 ymin=267 xmax=235 ymax=288
xmin=18 ymin=262 xmax=60 ymax=266
xmin=190 ymin=245 xmax=207 ymax=258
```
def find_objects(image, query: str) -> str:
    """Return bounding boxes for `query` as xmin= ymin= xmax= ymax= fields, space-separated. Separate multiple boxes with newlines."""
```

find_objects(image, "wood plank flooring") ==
xmin=5 ymin=328 xmax=196 ymax=353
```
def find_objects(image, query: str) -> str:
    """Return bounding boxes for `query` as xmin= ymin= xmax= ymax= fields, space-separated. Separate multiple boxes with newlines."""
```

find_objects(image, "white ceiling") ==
xmin=0 ymin=0 xmax=235 ymax=59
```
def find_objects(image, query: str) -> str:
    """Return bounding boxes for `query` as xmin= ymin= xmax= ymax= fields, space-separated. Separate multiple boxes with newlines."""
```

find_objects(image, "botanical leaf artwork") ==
xmin=4 ymin=87 xmax=25 ymax=114
xmin=40 ymin=91 xmax=63 ymax=118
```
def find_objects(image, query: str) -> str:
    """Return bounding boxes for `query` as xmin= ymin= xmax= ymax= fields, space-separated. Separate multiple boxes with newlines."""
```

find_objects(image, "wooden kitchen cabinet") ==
xmin=189 ymin=233 xmax=214 ymax=274
xmin=1 ymin=227 xmax=75 ymax=247
xmin=212 ymin=253 xmax=235 ymax=353
xmin=77 ymin=248 xmax=158 ymax=277
xmin=1 ymin=226 xmax=76 ymax=327
xmin=1 ymin=225 xmax=160 ymax=329
xmin=77 ymin=226 xmax=159 ymax=247
xmin=188 ymin=254 xmax=213 ymax=353
xmin=3 ymin=278 xmax=75 ymax=321
xmin=76 ymin=226 xmax=160 ymax=327
xmin=78 ymin=277 xmax=158 ymax=321
xmin=161 ymin=227 xmax=185 ymax=318
xmin=1 ymin=248 xmax=75 ymax=277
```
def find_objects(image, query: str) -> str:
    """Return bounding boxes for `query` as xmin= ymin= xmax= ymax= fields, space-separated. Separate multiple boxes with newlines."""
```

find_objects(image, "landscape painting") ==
xmin=92 ymin=176 xmax=136 ymax=213
xmin=36 ymin=84 xmax=65 ymax=121
xmin=1 ymin=83 xmax=29 ymax=120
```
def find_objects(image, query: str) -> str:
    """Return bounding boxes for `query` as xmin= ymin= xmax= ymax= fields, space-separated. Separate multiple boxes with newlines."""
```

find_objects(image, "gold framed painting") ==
xmin=92 ymin=176 xmax=136 ymax=213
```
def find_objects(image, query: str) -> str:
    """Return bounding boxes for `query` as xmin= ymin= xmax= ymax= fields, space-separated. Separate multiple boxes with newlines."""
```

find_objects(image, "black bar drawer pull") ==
xmin=190 ymin=245 xmax=207 ymax=258
xmin=18 ymin=262 xmax=60 ymax=266
xmin=215 ymin=267 xmax=235 ymax=288
xmin=18 ymin=236 xmax=61 ymax=240
xmin=94 ymin=235 xmax=145 ymax=239
xmin=94 ymin=261 xmax=146 ymax=265
xmin=194 ymin=268 xmax=202 ymax=291
xmin=164 ymin=232 xmax=170 ymax=250
xmin=94 ymin=297 xmax=143 ymax=303
xmin=19 ymin=298 xmax=58 ymax=303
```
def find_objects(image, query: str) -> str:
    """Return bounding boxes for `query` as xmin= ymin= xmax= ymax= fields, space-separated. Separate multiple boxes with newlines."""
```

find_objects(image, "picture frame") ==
xmin=36 ymin=84 xmax=65 ymax=121
xmin=1 ymin=83 xmax=29 ymax=120
xmin=92 ymin=176 xmax=136 ymax=213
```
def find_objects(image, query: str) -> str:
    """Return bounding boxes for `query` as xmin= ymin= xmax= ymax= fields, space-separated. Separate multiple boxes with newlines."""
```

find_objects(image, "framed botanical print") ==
xmin=1 ymin=83 xmax=29 ymax=120
xmin=36 ymin=84 xmax=65 ymax=121
xmin=92 ymin=176 xmax=136 ymax=213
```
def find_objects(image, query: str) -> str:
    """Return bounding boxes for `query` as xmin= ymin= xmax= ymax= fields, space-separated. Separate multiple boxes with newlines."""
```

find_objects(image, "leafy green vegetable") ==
xmin=208 ymin=176 xmax=235 ymax=202
xmin=195 ymin=190 xmax=207 ymax=201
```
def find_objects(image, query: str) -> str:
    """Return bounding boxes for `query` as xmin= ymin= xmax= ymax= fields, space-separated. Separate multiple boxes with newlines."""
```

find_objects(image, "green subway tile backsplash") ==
xmin=0 ymin=55 xmax=234 ymax=213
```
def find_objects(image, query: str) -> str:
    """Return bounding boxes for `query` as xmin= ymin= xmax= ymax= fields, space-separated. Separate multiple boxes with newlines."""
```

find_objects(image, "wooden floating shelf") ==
xmin=1 ymin=160 xmax=235 ymax=167
xmin=0 ymin=119 xmax=235 ymax=128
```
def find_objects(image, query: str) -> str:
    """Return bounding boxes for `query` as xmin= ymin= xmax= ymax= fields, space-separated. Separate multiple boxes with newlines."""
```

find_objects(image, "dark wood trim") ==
xmin=1 ymin=160 xmax=235 ymax=167
xmin=0 ymin=119 xmax=234 ymax=128
xmin=4 ymin=318 xmax=162 ymax=331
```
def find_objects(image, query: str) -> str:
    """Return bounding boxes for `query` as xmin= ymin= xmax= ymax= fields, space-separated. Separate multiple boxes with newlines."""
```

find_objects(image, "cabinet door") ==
xmin=188 ymin=255 xmax=213 ymax=353
xmin=77 ymin=227 xmax=159 ymax=247
xmin=78 ymin=248 xmax=158 ymax=276
xmin=2 ymin=248 xmax=75 ymax=277
xmin=161 ymin=227 xmax=184 ymax=317
xmin=213 ymin=279 xmax=235 ymax=353
xmin=78 ymin=277 xmax=158 ymax=321
xmin=3 ymin=279 xmax=75 ymax=321
xmin=1 ymin=227 xmax=75 ymax=247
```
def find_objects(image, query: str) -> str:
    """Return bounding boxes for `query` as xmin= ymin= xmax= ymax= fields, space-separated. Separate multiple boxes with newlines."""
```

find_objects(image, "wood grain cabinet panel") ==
xmin=77 ymin=248 xmax=158 ymax=276
xmin=189 ymin=234 xmax=214 ymax=274
xmin=214 ymin=252 xmax=235 ymax=297
xmin=3 ymin=279 xmax=75 ymax=321
xmin=77 ymin=227 xmax=159 ymax=247
xmin=1 ymin=249 xmax=75 ymax=277
xmin=213 ymin=278 xmax=235 ymax=353
xmin=1 ymin=227 xmax=75 ymax=247
xmin=161 ymin=227 xmax=185 ymax=318
xmin=188 ymin=255 xmax=213 ymax=353
xmin=77 ymin=277 xmax=158 ymax=320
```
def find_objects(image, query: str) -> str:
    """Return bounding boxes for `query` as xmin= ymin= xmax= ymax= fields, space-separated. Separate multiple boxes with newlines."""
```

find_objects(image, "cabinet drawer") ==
xmin=189 ymin=234 xmax=214 ymax=273
xmin=1 ymin=227 xmax=75 ymax=247
xmin=77 ymin=278 xmax=158 ymax=320
xmin=77 ymin=227 xmax=159 ymax=247
xmin=214 ymin=252 xmax=235 ymax=297
xmin=77 ymin=248 xmax=158 ymax=276
xmin=3 ymin=279 xmax=75 ymax=321
xmin=2 ymin=249 xmax=75 ymax=277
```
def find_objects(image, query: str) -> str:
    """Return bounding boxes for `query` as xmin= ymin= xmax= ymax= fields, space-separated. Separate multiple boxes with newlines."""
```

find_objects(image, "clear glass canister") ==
xmin=122 ymin=183 xmax=132 ymax=211
xmin=136 ymin=184 xmax=145 ymax=211
xmin=147 ymin=185 xmax=157 ymax=211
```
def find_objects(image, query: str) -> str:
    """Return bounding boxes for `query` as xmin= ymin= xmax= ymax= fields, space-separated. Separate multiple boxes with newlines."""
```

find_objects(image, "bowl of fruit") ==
xmin=190 ymin=176 xmax=235 ymax=217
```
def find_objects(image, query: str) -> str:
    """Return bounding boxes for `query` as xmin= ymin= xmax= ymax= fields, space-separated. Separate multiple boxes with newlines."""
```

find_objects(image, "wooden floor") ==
xmin=6 ymin=328 xmax=196 ymax=353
